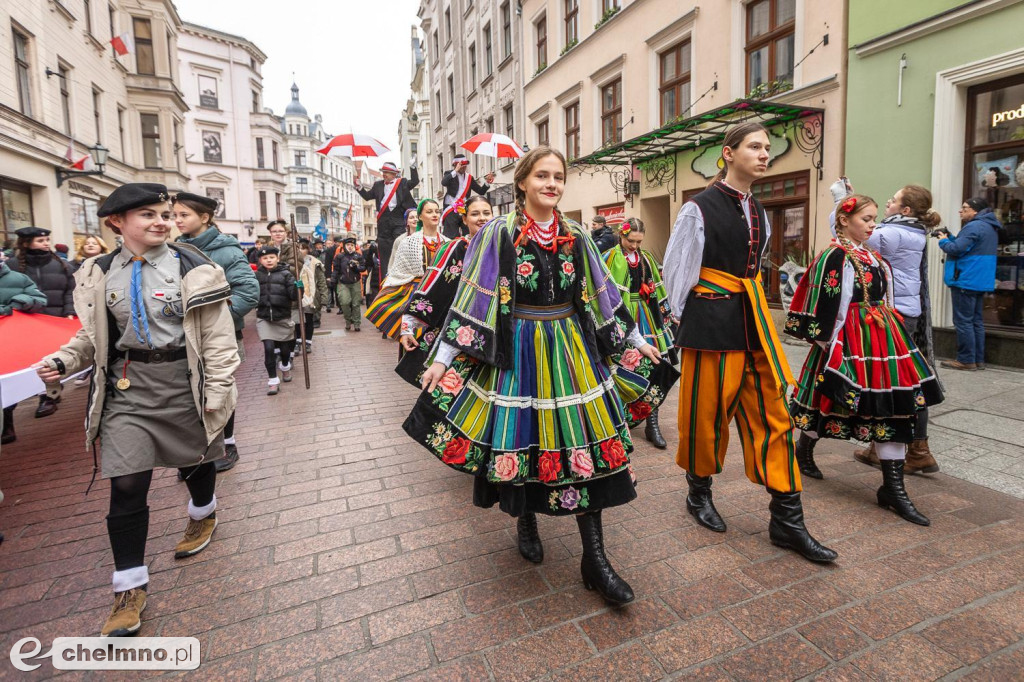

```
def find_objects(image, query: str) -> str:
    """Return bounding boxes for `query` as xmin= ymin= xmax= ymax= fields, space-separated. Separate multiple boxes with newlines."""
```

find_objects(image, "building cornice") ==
xmin=853 ymin=0 xmax=1021 ymax=57
xmin=182 ymin=22 xmax=268 ymax=63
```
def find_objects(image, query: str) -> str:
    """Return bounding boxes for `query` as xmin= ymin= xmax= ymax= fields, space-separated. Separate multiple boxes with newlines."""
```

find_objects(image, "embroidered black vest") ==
xmin=675 ymin=182 xmax=768 ymax=351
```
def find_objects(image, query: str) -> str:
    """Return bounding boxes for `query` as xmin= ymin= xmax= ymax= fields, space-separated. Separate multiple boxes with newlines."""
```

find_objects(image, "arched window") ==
xmin=296 ymin=206 xmax=309 ymax=224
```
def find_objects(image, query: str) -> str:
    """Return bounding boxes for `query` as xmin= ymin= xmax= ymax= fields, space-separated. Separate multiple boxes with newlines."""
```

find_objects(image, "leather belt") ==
xmin=114 ymin=348 xmax=188 ymax=363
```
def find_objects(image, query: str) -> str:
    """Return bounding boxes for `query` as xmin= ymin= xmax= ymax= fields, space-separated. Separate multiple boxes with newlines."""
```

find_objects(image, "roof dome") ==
xmin=285 ymin=82 xmax=308 ymax=117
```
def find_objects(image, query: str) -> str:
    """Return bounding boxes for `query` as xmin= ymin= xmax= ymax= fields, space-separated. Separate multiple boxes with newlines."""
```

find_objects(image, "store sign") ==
xmin=597 ymin=203 xmax=625 ymax=225
xmin=991 ymin=104 xmax=1024 ymax=127
xmin=68 ymin=181 xmax=100 ymax=197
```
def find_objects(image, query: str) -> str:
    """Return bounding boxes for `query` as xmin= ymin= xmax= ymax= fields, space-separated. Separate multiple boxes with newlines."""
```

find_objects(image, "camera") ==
xmin=930 ymin=228 xmax=949 ymax=238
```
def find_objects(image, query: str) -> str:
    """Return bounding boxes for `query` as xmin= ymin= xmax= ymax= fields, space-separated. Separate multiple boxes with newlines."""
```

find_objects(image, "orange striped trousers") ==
xmin=676 ymin=349 xmax=801 ymax=493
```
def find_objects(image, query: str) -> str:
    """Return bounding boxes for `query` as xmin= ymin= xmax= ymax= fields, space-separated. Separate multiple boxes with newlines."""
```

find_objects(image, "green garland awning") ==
xmin=571 ymin=99 xmax=825 ymax=167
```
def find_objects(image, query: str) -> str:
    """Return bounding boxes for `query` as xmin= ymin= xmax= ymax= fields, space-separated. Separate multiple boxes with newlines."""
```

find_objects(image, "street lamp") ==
xmin=56 ymin=142 xmax=109 ymax=187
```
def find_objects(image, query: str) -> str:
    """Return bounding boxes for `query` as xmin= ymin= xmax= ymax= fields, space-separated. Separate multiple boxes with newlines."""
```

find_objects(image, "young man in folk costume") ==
xmin=439 ymin=154 xmax=495 ymax=239
xmin=663 ymin=122 xmax=837 ymax=564
xmin=355 ymin=161 xmax=419 ymax=280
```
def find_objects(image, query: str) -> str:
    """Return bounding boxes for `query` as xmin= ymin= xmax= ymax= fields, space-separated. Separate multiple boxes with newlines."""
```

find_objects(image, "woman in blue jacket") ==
xmin=937 ymin=197 xmax=1000 ymax=371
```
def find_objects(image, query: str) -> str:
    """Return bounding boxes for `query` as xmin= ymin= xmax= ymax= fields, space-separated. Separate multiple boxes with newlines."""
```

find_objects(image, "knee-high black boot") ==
xmin=644 ymin=408 xmax=667 ymax=449
xmin=877 ymin=459 xmax=930 ymax=526
xmin=795 ymin=433 xmax=823 ymax=479
xmin=767 ymin=490 xmax=838 ymax=563
xmin=576 ymin=511 xmax=634 ymax=606
xmin=686 ymin=472 xmax=726 ymax=532
xmin=516 ymin=513 xmax=543 ymax=563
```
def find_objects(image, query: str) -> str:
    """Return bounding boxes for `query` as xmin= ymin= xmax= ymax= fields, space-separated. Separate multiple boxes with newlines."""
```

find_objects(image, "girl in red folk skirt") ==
xmin=785 ymin=195 xmax=943 ymax=525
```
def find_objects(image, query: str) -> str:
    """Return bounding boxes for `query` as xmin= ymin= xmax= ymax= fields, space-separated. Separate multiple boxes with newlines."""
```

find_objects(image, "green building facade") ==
xmin=846 ymin=0 xmax=1024 ymax=366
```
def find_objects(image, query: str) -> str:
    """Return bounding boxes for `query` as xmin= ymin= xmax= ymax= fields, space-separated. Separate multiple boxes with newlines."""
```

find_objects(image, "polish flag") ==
xmin=63 ymin=141 xmax=93 ymax=170
xmin=110 ymin=32 xmax=133 ymax=56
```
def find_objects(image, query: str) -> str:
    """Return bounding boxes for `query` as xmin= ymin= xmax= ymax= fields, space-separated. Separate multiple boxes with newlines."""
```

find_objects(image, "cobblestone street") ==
xmin=1 ymin=310 xmax=1022 ymax=681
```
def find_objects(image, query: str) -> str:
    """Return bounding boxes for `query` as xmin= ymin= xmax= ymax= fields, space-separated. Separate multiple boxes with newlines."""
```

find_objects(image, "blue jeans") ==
xmin=950 ymin=287 xmax=986 ymax=364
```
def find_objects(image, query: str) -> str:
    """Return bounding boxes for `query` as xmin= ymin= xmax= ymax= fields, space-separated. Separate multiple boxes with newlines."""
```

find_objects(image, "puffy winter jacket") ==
xmin=0 ymin=261 xmax=47 ymax=315
xmin=255 ymin=265 xmax=296 ymax=321
xmin=866 ymin=215 xmax=928 ymax=317
xmin=11 ymin=250 xmax=75 ymax=316
xmin=940 ymin=208 xmax=1000 ymax=292
xmin=177 ymin=227 xmax=259 ymax=331
xmin=332 ymin=249 xmax=366 ymax=285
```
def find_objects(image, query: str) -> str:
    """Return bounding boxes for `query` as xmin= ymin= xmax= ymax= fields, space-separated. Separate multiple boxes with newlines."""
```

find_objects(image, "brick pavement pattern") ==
xmin=1 ymin=310 xmax=1022 ymax=681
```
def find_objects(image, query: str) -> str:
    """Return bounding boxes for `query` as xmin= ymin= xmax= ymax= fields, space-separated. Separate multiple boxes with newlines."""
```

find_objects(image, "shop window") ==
xmin=0 ymin=180 xmax=34 ymax=248
xmin=751 ymin=171 xmax=809 ymax=303
xmin=70 ymin=195 xmax=101 ymax=239
xmin=966 ymin=74 xmax=1024 ymax=329
xmin=745 ymin=0 xmax=794 ymax=94
xmin=601 ymin=79 xmax=622 ymax=146
xmin=659 ymin=41 xmax=691 ymax=125
xmin=133 ymin=17 xmax=155 ymax=76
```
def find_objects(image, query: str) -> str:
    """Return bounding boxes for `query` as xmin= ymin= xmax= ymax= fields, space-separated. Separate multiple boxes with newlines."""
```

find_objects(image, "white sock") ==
xmin=188 ymin=494 xmax=217 ymax=521
xmin=112 ymin=566 xmax=149 ymax=593
xmin=876 ymin=442 xmax=905 ymax=461
xmin=223 ymin=436 xmax=236 ymax=445
xmin=268 ymin=377 xmax=280 ymax=386
xmin=280 ymin=363 xmax=292 ymax=372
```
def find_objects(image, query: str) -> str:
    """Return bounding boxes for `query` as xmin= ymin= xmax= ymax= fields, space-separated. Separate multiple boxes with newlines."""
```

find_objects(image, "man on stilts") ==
xmin=663 ymin=121 xmax=837 ymax=564
xmin=355 ymin=160 xmax=419 ymax=280
xmin=439 ymin=154 xmax=494 ymax=239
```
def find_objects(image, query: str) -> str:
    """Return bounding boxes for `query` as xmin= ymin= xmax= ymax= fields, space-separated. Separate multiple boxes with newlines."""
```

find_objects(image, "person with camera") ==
xmin=936 ymin=197 xmax=1000 ymax=371
xmin=439 ymin=154 xmax=494 ymax=239
xmin=332 ymin=235 xmax=366 ymax=331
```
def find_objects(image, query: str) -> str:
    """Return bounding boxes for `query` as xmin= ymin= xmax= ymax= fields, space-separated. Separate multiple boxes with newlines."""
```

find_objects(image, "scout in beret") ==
xmin=172 ymin=191 xmax=258 ymax=475
xmin=14 ymin=226 xmax=52 ymax=239
xmin=36 ymin=182 xmax=239 ymax=638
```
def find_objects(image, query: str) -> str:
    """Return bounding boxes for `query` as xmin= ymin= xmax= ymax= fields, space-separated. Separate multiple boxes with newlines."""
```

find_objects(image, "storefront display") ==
xmin=967 ymin=75 xmax=1024 ymax=329
xmin=1 ymin=179 xmax=34 ymax=248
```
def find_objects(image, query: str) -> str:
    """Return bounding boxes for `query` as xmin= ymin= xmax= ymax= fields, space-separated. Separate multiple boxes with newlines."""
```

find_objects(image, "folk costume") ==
xmin=402 ymin=210 xmax=648 ymax=604
xmin=395 ymin=234 xmax=471 ymax=387
xmin=440 ymin=156 xmax=491 ymax=239
xmin=786 ymin=230 xmax=943 ymax=525
xmin=664 ymin=180 xmax=836 ymax=563
xmin=365 ymin=229 xmax=448 ymax=339
xmin=355 ymin=162 xmax=419 ymax=279
xmin=40 ymin=183 xmax=239 ymax=636
xmin=602 ymin=236 xmax=681 ymax=448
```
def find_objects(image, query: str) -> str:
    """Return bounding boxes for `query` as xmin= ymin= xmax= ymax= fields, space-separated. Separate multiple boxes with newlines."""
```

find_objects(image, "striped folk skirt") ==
xmin=790 ymin=301 xmax=943 ymax=444
xmin=402 ymin=304 xmax=638 ymax=516
xmin=366 ymin=279 xmax=421 ymax=339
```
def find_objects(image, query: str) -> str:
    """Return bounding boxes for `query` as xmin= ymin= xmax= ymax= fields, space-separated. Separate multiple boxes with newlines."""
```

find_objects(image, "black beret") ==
xmin=173 ymin=192 xmax=219 ymax=212
xmin=257 ymin=246 xmax=280 ymax=256
xmin=15 ymin=226 xmax=51 ymax=239
xmin=98 ymin=183 xmax=169 ymax=217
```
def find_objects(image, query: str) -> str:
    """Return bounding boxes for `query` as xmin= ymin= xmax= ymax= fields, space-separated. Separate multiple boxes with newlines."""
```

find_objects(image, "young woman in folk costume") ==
xmin=396 ymin=195 xmax=493 ymax=386
xmin=366 ymin=199 xmax=448 ymax=340
xmin=602 ymin=218 xmax=681 ymax=449
xmin=403 ymin=146 xmax=662 ymax=605
xmin=786 ymin=195 xmax=943 ymax=526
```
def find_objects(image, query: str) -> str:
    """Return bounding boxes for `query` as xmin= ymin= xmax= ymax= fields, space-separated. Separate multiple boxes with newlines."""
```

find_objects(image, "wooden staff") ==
xmin=289 ymin=214 xmax=311 ymax=389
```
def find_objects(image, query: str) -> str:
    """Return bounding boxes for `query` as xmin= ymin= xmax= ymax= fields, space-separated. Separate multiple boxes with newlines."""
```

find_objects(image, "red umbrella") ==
xmin=460 ymin=133 xmax=525 ymax=159
xmin=316 ymin=133 xmax=390 ymax=158
xmin=0 ymin=311 xmax=82 ymax=408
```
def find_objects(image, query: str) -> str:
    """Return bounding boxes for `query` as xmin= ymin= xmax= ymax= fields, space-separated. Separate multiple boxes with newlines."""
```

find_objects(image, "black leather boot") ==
xmin=686 ymin=472 xmax=726 ymax=532
xmin=1 ymin=406 xmax=14 ymax=445
xmin=877 ymin=459 xmax=930 ymax=526
xmin=795 ymin=433 xmax=823 ymax=479
xmin=644 ymin=409 xmax=667 ymax=449
xmin=767 ymin=489 xmax=838 ymax=563
xmin=34 ymin=395 xmax=60 ymax=418
xmin=576 ymin=511 xmax=634 ymax=606
xmin=516 ymin=513 xmax=543 ymax=563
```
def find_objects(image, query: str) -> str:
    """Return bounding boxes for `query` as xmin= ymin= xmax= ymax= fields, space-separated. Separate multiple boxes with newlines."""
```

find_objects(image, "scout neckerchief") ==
xmin=441 ymin=172 xmax=473 ymax=222
xmin=376 ymin=178 xmax=403 ymax=221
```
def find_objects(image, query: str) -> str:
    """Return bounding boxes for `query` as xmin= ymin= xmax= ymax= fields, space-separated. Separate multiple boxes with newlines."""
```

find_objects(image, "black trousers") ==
xmin=263 ymin=339 xmax=295 ymax=378
xmin=441 ymin=211 xmax=465 ymax=239
xmin=375 ymin=217 xmax=406 ymax=280
xmin=107 ymin=463 xmax=216 ymax=571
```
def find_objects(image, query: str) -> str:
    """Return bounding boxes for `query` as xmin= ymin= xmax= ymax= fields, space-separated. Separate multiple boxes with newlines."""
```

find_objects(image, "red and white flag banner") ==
xmin=111 ymin=32 xmax=133 ymax=56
